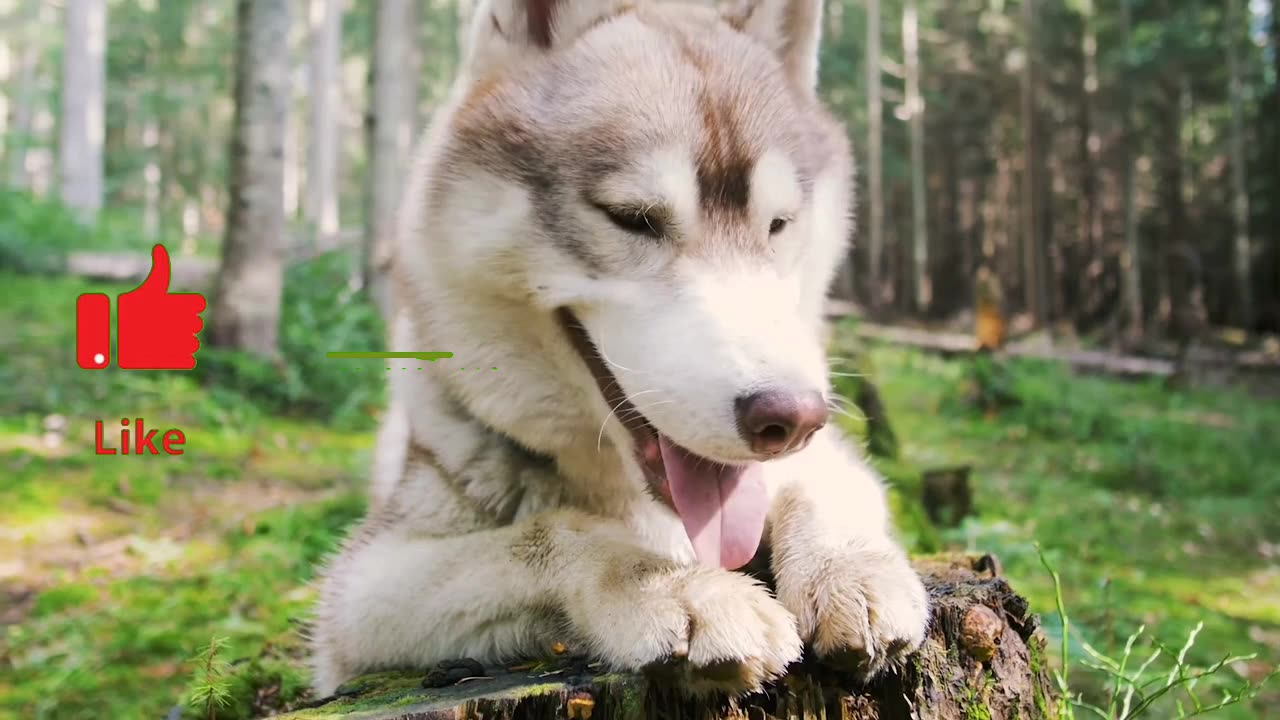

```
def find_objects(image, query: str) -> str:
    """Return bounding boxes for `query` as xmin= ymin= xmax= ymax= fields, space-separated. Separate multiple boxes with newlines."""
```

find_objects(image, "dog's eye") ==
xmin=769 ymin=217 xmax=790 ymax=235
xmin=597 ymin=205 xmax=664 ymax=239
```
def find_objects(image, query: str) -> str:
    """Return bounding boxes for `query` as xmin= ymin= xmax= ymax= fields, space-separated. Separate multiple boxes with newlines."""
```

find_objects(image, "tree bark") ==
xmin=364 ymin=0 xmax=420 ymax=318
xmin=4 ymin=1 xmax=41 ymax=189
xmin=904 ymin=0 xmax=929 ymax=313
xmin=271 ymin=555 xmax=1055 ymax=720
xmin=58 ymin=0 xmax=107 ymax=223
xmin=306 ymin=0 xmax=344 ymax=238
xmin=865 ymin=0 xmax=884 ymax=310
xmin=1119 ymin=0 xmax=1143 ymax=344
xmin=1019 ymin=0 xmax=1044 ymax=325
xmin=211 ymin=0 xmax=292 ymax=358
xmin=1226 ymin=0 xmax=1252 ymax=329
xmin=1076 ymin=0 xmax=1102 ymax=330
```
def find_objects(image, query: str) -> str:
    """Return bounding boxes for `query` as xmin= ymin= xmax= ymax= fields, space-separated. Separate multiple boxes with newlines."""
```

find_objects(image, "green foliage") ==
xmin=0 ymin=272 xmax=371 ymax=719
xmin=0 ymin=189 xmax=90 ymax=274
xmin=962 ymin=353 xmax=1021 ymax=414
xmin=195 ymin=250 xmax=387 ymax=430
xmin=4 ymin=280 xmax=1279 ymax=718
xmin=1037 ymin=545 xmax=1278 ymax=720
xmin=869 ymin=343 xmax=1280 ymax=718
xmin=0 ymin=189 xmax=199 ymax=277
xmin=187 ymin=636 xmax=234 ymax=720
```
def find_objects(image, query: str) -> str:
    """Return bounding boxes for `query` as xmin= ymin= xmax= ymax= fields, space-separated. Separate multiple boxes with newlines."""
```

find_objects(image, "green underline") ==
xmin=326 ymin=352 xmax=455 ymax=361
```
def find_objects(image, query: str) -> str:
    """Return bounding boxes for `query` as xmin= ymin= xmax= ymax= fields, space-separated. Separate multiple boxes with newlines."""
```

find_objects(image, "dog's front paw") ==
xmin=571 ymin=564 xmax=802 ymax=694
xmin=775 ymin=542 xmax=929 ymax=678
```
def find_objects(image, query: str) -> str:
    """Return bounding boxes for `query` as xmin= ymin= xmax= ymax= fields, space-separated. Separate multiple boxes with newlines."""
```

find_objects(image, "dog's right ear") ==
xmin=460 ymin=0 xmax=638 ymax=81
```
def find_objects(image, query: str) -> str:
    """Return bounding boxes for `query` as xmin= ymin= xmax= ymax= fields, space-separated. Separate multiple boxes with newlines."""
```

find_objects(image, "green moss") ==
xmin=1028 ymin=633 xmax=1054 ymax=718
xmin=960 ymin=671 xmax=996 ymax=720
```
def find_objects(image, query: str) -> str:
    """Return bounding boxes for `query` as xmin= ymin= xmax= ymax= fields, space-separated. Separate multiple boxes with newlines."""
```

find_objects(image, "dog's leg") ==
xmin=310 ymin=508 xmax=802 ymax=696
xmin=764 ymin=428 xmax=930 ymax=677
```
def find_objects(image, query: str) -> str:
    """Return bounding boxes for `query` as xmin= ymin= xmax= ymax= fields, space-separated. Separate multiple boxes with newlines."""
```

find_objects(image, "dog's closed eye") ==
xmin=594 ymin=203 xmax=667 ymax=240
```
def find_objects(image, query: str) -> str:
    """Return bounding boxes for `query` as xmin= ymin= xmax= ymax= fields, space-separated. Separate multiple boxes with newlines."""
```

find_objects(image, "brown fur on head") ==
xmin=395 ymin=0 xmax=854 ymax=467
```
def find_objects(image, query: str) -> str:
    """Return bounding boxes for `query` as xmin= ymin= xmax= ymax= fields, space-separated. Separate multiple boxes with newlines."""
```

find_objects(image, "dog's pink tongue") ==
xmin=659 ymin=436 xmax=767 ymax=570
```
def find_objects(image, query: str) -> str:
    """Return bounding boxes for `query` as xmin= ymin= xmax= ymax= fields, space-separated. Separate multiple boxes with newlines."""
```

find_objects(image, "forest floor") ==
xmin=1 ymin=271 xmax=1278 ymax=720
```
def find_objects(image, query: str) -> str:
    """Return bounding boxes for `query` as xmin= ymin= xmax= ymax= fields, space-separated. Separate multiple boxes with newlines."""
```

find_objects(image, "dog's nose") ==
xmin=734 ymin=389 xmax=828 ymax=456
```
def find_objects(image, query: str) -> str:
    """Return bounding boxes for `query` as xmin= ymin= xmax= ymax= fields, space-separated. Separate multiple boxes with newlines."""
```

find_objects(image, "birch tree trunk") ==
xmin=1226 ymin=0 xmax=1252 ymax=328
xmin=0 ymin=14 xmax=10 ymax=160
xmin=4 ymin=4 xmax=40 ymax=189
xmin=58 ymin=0 xmax=107 ymax=223
xmin=364 ymin=0 xmax=420 ymax=317
xmin=903 ymin=0 xmax=929 ymax=313
xmin=212 ymin=0 xmax=292 ymax=358
xmin=283 ymin=1 xmax=309 ymax=222
xmin=865 ymin=0 xmax=884 ymax=309
xmin=306 ymin=0 xmax=344 ymax=240
xmin=142 ymin=119 xmax=162 ymax=239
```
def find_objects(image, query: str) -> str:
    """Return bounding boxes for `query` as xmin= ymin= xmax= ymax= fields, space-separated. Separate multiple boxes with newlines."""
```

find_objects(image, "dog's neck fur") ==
xmin=385 ymin=259 xmax=659 ymax=525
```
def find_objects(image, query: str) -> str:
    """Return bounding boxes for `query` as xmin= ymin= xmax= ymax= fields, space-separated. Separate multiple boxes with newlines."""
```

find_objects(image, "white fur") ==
xmin=310 ymin=0 xmax=928 ymax=698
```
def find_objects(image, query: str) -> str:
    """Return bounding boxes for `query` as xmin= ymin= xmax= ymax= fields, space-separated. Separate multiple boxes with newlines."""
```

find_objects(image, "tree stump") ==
xmin=270 ymin=555 xmax=1054 ymax=720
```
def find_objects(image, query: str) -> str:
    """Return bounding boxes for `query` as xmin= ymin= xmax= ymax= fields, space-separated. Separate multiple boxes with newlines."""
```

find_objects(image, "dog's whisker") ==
xmin=826 ymin=393 xmax=858 ymax=408
xmin=595 ymin=332 xmax=649 ymax=376
xmin=616 ymin=399 xmax=674 ymax=423
xmin=597 ymin=389 xmax=661 ymax=453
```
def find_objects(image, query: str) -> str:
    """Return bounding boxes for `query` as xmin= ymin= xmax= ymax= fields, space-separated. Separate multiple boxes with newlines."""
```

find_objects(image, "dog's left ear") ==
xmin=460 ymin=0 xmax=639 ymax=82
xmin=721 ymin=0 xmax=824 ymax=98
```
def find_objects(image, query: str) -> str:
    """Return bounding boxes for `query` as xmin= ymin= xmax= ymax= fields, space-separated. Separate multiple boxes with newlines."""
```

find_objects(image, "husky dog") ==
xmin=310 ymin=0 xmax=929 ymax=697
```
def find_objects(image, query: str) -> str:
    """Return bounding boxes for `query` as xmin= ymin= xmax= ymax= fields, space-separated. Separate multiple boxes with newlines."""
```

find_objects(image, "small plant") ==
xmin=964 ymin=353 xmax=1020 ymax=416
xmin=1036 ymin=544 xmax=1277 ymax=719
xmin=187 ymin=635 xmax=234 ymax=720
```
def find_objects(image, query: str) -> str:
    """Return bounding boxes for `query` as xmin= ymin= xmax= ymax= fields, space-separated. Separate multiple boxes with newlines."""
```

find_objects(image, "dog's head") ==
xmin=415 ymin=0 xmax=853 ymax=567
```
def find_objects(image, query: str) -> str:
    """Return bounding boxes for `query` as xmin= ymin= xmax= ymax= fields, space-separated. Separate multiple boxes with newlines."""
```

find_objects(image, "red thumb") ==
xmin=132 ymin=244 xmax=172 ymax=294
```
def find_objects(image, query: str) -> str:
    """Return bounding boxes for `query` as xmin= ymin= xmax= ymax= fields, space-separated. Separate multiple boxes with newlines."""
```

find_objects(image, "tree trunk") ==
xmin=284 ymin=12 xmax=308 ymax=222
xmin=306 ymin=0 xmax=344 ymax=239
xmin=58 ymin=0 xmax=107 ymax=223
xmin=903 ymin=0 xmax=929 ymax=313
xmin=0 ymin=11 xmax=11 ymax=164
xmin=1019 ymin=0 xmax=1043 ymax=325
xmin=1076 ymin=0 xmax=1102 ymax=330
xmin=4 ymin=1 xmax=41 ymax=189
xmin=211 ymin=0 xmax=292 ymax=358
xmin=142 ymin=119 xmax=162 ymax=239
xmin=1269 ymin=0 xmax=1280 ymax=330
xmin=364 ymin=0 xmax=420 ymax=318
xmin=1119 ymin=0 xmax=1143 ymax=344
xmin=269 ymin=555 xmax=1055 ymax=720
xmin=1226 ymin=0 xmax=1252 ymax=329
xmin=865 ymin=0 xmax=884 ymax=310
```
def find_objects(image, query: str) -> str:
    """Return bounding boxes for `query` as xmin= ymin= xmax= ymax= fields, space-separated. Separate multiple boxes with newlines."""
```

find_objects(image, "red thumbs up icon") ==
xmin=76 ymin=244 xmax=208 ymax=370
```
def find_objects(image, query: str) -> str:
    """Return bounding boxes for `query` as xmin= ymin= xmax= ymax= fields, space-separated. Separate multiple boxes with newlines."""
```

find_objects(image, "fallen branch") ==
xmin=825 ymin=310 xmax=1280 ymax=379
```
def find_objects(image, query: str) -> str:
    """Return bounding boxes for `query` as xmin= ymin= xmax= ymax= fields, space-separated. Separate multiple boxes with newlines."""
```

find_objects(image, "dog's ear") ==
xmin=460 ymin=0 xmax=638 ymax=80
xmin=720 ymin=0 xmax=824 ymax=97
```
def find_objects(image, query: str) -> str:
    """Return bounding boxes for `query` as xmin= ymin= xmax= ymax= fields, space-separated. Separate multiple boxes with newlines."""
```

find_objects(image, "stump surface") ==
xmin=271 ymin=555 xmax=1053 ymax=719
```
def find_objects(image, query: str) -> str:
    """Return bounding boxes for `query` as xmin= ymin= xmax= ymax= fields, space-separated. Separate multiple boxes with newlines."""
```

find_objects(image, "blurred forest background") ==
xmin=1 ymin=0 xmax=1278 ymax=719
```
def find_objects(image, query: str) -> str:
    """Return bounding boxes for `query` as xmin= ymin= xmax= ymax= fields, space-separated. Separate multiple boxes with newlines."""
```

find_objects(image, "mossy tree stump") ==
xmin=268 ymin=555 xmax=1053 ymax=720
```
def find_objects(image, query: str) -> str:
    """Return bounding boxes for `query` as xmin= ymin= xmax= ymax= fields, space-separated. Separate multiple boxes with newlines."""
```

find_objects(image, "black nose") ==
xmin=734 ymin=389 xmax=828 ymax=456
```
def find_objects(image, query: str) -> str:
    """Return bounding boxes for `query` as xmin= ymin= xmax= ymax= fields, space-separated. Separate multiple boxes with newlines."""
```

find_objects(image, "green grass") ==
xmin=841 ymin=328 xmax=1280 ymax=718
xmin=0 ymin=276 xmax=1276 ymax=718
xmin=0 ymin=272 xmax=371 ymax=720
